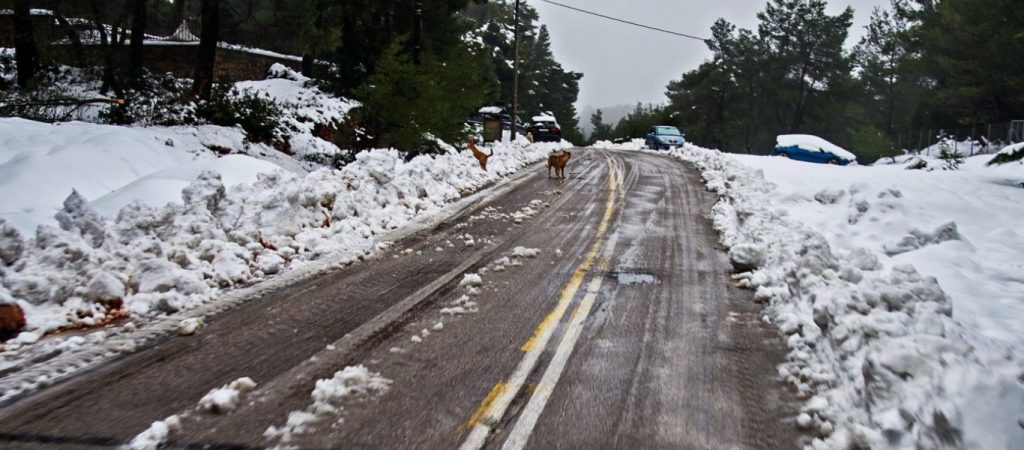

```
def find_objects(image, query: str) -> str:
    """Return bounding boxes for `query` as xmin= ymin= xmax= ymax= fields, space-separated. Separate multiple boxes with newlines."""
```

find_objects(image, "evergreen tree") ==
xmin=589 ymin=109 xmax=613 ymax=142
xmin=757 ymin=0 xmax=854 ymax=133
xmin=464 ymin=1 xmax=584 ymax=143
xmin=353 ymin=39 xmax=492 ymax=153
xmin=906 ymin=0 xmax=1024 ymax=125
xmin=612 ymin=103 xmax=671 ymax=140
xmin=852 ymin=2 xmax=917 ymax=137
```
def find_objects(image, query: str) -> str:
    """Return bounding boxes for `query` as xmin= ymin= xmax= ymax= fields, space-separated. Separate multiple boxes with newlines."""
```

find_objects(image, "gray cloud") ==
xmin=528 ymin=0 xmax=890 ymax=111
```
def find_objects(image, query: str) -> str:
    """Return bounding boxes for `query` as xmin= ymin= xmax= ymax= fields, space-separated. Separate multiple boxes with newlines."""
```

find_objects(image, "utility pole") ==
xmin=413 ymin=0 xmax=423 ymax=65
xmin=510 ymin=0 xmax=520 ymax=140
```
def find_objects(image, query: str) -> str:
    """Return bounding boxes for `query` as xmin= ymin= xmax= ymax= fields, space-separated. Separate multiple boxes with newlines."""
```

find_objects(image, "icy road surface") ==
xmin=0 ymin=149 xmax=797 ymax=449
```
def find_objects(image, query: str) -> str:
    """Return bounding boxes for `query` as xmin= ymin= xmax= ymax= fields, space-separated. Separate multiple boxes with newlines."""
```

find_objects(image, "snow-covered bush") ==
xmin=194 ymin=82 xmax=284 ymax=145
xmin=0 ymin=49 xmax=15 ymax=89
xmin=937 ymin=137 xmax=964 ymax=170
xmin=987 ymin=142 xmax=1024 ymax=166
xmin=96 ymin=71 xmax=194 ymax=125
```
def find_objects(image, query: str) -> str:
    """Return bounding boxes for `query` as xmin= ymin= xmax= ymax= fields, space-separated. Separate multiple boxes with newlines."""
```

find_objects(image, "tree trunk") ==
xmin=171 ymin=0 xmax=187 ymax=26
xmin=12 ymin=0 xmax=38 ymax=88
xmin=192 ymin=0 xmax=220 ymax=100
xmin=129 ymin=0 xmax=148 ymax=86
xmin=301 ymin=53 xmax=314 ymax=77
xmin=54 ymin=14 xmax=86 ymax=67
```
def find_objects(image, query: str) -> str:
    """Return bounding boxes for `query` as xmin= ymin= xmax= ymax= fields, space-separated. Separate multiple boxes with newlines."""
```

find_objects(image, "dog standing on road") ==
xmin=548 ymin=150 xmax=571 ymax=178
xmin=468 ymin=140 xmax=492 ymax=171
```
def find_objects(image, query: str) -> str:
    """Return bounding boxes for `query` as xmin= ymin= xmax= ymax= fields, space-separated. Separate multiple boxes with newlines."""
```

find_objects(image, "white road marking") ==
xmin=459 ymin=152 xmax=622 ymax=450
xmin=500 ymin=234 xmax=617 ymax=450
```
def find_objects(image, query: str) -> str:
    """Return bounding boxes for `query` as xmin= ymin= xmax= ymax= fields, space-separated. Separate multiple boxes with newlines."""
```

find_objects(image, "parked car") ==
xmin=772 ymin=134 xmax=856 ymax=165
xmin=527 ymin=115 xmax=561 ymax=142
xmin=504 ymin=115 xmax=527 ymax=134
xmin=645 ymin=126 xmax=686 ymax=150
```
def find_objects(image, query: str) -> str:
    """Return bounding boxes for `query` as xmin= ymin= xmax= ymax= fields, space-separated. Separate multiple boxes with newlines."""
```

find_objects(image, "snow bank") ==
xmin=663 ymin=144 xmax=1024 ymax=449
xmin=0 ymin=118 xmax=299 ymax=235
xmin=589 ymin=138 xmax=646 ymax=150
xmin=0 ymin=138 xmax=568 ymax=347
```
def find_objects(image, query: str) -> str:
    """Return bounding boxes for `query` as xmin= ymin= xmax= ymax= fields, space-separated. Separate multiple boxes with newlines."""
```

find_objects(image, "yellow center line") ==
xmin=459 ymin=151 xmax=624 ymax=448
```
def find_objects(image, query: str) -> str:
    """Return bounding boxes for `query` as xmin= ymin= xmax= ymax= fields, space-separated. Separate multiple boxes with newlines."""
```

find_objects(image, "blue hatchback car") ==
xmin=771 ymin=134 xmax=856 ymax=165
xmin=645 ymin=126 xmax=686 ymax=150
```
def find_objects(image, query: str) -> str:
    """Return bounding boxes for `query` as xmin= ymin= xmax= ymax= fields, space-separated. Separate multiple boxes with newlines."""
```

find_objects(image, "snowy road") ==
xmin=0 ymin=149 xmax=797 ymax=449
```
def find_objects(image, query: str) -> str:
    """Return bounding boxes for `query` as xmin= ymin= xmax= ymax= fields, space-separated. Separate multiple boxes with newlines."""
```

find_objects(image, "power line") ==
xmin=534 ymin=0 xmax=708 ymax=42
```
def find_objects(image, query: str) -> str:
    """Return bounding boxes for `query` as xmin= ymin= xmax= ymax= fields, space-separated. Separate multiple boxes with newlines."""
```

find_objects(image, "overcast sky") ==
xmin=527 ymin=0 xmax=891 ymax=111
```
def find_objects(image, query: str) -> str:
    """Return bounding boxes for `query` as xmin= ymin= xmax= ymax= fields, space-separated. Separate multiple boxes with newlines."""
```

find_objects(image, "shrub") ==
xmin=937 ymin=138 xmax=964 ymax=170
xmin=194 ymin=81 xmax=283 ymax=144
xmin=987 ymin=145 xmax=1024 ymax=166
xmin=100 ymin=72 xmax=194 ymax=125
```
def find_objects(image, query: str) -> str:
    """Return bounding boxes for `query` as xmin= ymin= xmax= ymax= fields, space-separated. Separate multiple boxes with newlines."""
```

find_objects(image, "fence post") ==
xmin=970 ymin=124 xmax=976 ymax=155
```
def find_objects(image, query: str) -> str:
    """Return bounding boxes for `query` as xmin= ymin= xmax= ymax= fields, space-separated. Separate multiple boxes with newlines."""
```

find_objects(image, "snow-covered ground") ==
xmin=0 ymin=118 xmax=290 ymax=235
xmin=658 ymin=144 xmax=1024 ymax=449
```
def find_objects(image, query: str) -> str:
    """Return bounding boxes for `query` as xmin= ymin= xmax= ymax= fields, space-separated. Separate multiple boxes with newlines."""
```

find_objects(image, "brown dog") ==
xmin=468 ymin=140 xmax=493 ymax=171
xmin=548 ymin=151 xmax=571 ymax=178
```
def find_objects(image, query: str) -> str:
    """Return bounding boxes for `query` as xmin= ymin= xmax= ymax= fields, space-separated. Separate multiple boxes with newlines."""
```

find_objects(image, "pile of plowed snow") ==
xmin=590 ymin=139 xmax=645 ymax=150
xmin=0 ymin=125 xmax=568 ymax=344
xmin=664 ymin=144 xmax=1023 ymax=449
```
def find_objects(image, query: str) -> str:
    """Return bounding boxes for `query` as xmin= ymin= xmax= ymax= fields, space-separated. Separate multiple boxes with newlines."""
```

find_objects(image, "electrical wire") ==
xmin=534 ymin=0 xmax=709 ymax=42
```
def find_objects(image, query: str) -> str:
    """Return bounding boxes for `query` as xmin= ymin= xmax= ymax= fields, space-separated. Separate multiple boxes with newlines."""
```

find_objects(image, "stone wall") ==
xmin=41 ymin=44 xmax=303 ymax=81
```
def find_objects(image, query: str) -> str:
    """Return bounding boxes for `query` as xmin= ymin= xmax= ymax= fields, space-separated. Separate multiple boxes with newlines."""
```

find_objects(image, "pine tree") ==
xmin=852 ymin=3 xmax=916 ymax=138
xmin=354 ymin=39 xmax=491 ymax=153
xmin=757 ymin=0 xmax=854 ymax=133
xmin=589 ymin=109 xmax=613 ymax=143
xmin=907 ymin=0 xmax=1024 ymax=125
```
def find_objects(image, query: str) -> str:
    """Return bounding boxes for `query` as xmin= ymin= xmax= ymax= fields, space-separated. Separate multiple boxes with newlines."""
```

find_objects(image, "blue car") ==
xmin=771 ymin=134 xmax=856 ymax=165
xmin=645 ymin=126 xmax=686 ymax=150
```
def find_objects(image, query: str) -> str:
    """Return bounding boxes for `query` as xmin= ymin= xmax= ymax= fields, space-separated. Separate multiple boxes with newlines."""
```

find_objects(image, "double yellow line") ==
xmin=460 ymin=152 xmax=624 ymax=450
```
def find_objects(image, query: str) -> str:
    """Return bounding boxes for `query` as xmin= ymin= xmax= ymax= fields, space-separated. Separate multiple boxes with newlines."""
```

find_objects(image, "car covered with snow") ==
xmin=645 ymin=126 xmax=686 ymax=150
xmin=772 ymin=134 xmax=856 ymax=165
xmin=527 ymin=115 xmax=561 ymax=142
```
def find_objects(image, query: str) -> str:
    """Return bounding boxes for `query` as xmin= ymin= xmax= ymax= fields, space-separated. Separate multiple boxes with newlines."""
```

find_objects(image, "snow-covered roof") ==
xmin=776 ymin=134 xmax=856 ymax=161
xmin=478 ymin=106 xmax=502 ymax=114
